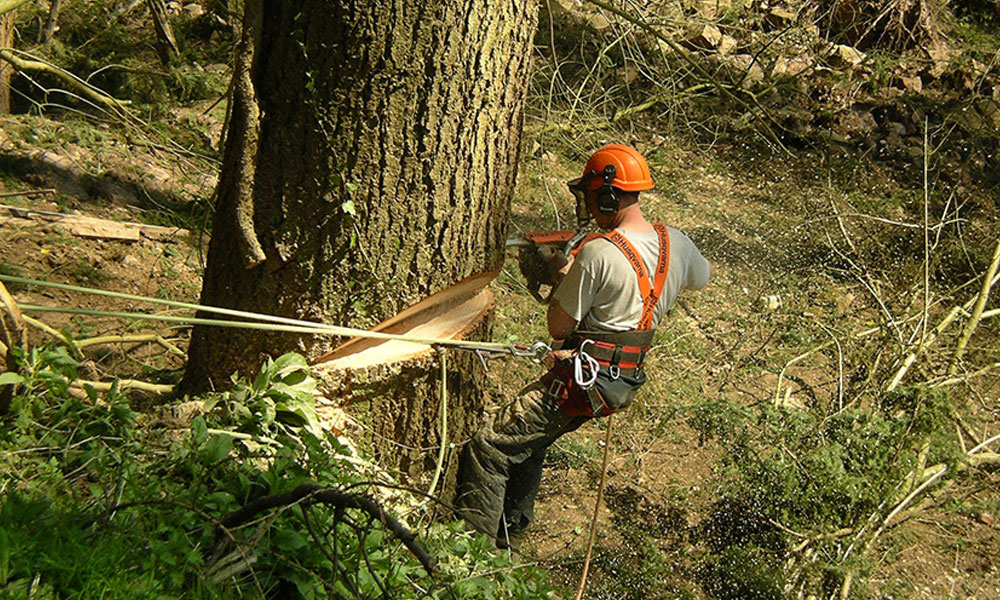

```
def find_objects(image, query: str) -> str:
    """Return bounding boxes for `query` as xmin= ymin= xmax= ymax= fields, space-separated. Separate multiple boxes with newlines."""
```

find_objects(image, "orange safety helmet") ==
xmin=568 ymin=144 xmax=654 ymax=225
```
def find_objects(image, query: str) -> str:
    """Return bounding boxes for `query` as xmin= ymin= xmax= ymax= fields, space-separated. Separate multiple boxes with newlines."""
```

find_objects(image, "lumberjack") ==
xmin=456 ymin=144 xmax=711 ymax=547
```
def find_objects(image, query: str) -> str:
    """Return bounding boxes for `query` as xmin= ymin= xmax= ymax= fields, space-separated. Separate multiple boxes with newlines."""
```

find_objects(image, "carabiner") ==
xmin=512 ymin=341 xmax=552 ymax=364
xmin=574 ymin=340 xmax=600 ymax=389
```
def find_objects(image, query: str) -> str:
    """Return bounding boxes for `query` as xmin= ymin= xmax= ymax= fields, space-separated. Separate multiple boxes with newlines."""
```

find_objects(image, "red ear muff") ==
xmin=596 ymin=164 xmax=618 ymax=214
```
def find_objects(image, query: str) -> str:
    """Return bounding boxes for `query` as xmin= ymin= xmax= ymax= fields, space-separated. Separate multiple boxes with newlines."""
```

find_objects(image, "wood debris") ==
xmin=0 ymin=203 xmax=189 ymax=242
xmin=313 ymin=272 xmax=495 ymax=371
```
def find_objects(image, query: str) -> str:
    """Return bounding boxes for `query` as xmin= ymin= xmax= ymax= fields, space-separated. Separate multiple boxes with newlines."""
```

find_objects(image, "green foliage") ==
xmin=691 ymin=387 xmax=960 ymax=597
xmin=204 ymin=353 xmax=324 ymax=443
xmin=0 ymin=347 xmax=555 ymax=599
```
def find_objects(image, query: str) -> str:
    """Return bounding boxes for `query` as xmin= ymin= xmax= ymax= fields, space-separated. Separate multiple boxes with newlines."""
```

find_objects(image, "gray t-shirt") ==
xmin=552 ymin=226 xmax=709 ymax=333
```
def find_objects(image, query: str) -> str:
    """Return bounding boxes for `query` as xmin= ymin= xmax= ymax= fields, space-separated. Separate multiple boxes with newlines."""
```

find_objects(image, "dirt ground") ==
xmin=2 ymin=110 xmax=999 ymax=599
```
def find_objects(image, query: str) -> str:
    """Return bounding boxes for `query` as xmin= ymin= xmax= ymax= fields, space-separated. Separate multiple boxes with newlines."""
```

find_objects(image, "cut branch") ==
xmin=0 ymin=279 xmax=27 ymax=414
xmin=70 ymin=378 xmax=175 ymax=395
xmin=887 ymin=270 xmax=1000 ymax=391
xmin=21 ymin=314 xmax=83 ymax=359
xmin=219 ymin=482 xmax=436 ymax=574
xmin=948 ymin=235 xmax=1000 ymax=375
xmin=0 ymin=0 xmax=29 ymax=16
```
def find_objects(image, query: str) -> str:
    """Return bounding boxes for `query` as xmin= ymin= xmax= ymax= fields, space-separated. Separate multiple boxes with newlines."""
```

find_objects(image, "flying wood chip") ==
xmin=312 ymin=272 xmax=496 ymax=371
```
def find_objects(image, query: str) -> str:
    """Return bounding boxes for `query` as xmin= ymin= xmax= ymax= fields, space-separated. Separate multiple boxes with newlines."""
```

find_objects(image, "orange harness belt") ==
xmin=601 ymin=223 xmax=670 ymax=331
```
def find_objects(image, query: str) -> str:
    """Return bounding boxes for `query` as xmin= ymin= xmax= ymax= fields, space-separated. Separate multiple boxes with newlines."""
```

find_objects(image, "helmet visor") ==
xmin=568 ymin=175 xmax=594 ymax=227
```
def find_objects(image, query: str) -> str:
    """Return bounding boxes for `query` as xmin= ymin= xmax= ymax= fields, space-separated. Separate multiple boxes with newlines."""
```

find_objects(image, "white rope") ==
xmin=1 ymin=274 xmax=549 ymax=358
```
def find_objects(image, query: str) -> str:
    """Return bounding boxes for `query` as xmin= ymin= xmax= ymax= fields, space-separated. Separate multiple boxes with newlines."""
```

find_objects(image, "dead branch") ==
xmin=0 ymin=188 xmax=57 ymax=198
xmin=0 ymin=48 xmax=130 ymax=112
xmin=582 ymin=0 xmax=791 ymax=154
xmin=218 ymin=482 xmax=436 ymax=575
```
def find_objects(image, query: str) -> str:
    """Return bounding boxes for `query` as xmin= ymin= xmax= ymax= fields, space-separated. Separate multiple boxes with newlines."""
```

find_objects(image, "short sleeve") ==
xmin=551 ymin=243 xmax=604 ymax=321
xmin=671 ymin=229 xmax=710 ymax=290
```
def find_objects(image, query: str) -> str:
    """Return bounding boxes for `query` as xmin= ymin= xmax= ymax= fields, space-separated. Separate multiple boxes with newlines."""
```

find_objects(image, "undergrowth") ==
xmin=0 ymin=347 xmax=555 ymax=599
xmin=690 ymin=387 xmax=962 ymax=598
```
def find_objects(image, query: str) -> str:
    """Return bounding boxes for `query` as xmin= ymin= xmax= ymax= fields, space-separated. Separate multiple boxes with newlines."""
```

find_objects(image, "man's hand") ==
xmin=546 ymin=249 xmax=574 ymax=287
xmin=542 ymin=348 xmax=576 ymax=369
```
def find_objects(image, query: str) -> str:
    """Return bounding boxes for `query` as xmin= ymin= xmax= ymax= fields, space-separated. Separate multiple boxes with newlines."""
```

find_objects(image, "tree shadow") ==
xmin=0 ymin=148 xmax=209 ymax=230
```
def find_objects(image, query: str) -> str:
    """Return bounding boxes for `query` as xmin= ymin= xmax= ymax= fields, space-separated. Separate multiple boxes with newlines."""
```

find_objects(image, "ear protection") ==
xmin=595 ymin=164 xmax=619 ymax=214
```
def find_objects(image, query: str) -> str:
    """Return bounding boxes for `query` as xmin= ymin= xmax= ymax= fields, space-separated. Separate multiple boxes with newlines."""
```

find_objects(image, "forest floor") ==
xmin=2 ymin=97 xmax=997 ymax=598
xmin=501 ymin=128 xmax=1000 ymax=598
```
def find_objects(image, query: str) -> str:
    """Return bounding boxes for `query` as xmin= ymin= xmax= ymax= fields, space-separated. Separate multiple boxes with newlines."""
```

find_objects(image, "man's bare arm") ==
xmin=547 ymin=300 xmax=578 ymax=341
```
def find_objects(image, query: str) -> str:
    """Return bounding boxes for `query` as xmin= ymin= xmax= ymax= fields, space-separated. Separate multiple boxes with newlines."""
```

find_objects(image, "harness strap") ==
xmin=600 ymin=223 xmax=671 ymax=331
xmin=568 ymin=329 xmax=656 ymax=347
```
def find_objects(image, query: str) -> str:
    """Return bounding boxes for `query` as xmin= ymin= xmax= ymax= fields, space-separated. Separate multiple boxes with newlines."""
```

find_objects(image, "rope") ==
xmin=426 ymin=348 xmax=448 ymax=499
xmin=574 ymin=413 xmax=614 ymax=600
xmin=0 ymin=275 xmax=549 ymax=359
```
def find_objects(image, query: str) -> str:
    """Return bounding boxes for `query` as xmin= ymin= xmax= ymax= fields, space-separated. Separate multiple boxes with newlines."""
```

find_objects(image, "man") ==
xmin=456 ymin=144 xmax=710 ymax=547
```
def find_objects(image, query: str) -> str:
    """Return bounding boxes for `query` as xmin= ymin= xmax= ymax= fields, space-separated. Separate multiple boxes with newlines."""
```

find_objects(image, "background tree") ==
xmin=147 ymin=0 xmax=178 ymax=66
xmin=0 ymin=0 xmax=28 ymax=113
xmin=41 ymin=0 xmax=62 ymax=47
xmin=182 ymin=0 xmax=537 ymax=480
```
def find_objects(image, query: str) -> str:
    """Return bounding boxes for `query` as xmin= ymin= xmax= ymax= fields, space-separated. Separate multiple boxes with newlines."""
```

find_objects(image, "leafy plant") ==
xmin=1 ymin=347 xmax=556 ymax=599
xmin=204 ymin=353 xmax=324 ymax=443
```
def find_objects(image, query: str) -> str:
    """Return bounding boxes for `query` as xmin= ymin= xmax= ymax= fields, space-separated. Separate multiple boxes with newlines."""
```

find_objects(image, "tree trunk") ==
xmin=0 ymin=9 xmax=14 ymax=113
xmin=147 ymin=0 xmax=179 ymax=66
xmin=182 ymin=0 xmax=537 ymax=484
xmin=41 ymin=0 xmax=62 ymax=47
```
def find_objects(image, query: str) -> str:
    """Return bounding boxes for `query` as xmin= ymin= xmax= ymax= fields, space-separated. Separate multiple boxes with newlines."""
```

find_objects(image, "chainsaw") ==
xmin=506 ymin=230 xmax=602 ymax=302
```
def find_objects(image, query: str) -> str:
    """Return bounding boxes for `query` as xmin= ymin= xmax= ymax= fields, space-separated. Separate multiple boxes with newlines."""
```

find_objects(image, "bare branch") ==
xmin=0 ymin=48 xmax=130 ymax=112
xmin=219 ymin=483 xmax=436 ymax=574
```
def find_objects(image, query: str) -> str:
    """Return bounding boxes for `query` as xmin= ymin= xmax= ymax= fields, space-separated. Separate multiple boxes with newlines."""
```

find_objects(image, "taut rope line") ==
xmin=0 ymin=275 xmax=549 ymax=360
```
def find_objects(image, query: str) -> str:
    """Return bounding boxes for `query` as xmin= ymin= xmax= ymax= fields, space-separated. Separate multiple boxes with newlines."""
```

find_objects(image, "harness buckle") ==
xmin=547 ymin=376 xmax=565 ymax=398
xmin=608 ymin=364 xmax=621 ymax=380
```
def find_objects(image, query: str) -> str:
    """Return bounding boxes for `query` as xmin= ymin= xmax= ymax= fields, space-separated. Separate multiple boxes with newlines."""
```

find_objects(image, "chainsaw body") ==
xmin=508 ymin=230 xmax=602 ymax=302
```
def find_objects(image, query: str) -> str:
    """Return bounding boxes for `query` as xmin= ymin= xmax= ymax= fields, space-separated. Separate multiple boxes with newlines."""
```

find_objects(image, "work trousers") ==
xmin=455 ymin=379 xmax=589 ymax=541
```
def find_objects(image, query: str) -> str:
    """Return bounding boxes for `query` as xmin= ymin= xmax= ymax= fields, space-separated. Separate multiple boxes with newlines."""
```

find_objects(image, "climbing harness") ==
xmin=545 ymin=223 xmax=670 ymax=418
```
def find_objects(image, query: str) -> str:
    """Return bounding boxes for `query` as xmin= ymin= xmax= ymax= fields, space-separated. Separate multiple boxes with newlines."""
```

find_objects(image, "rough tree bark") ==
xmin=41 ymin=0 xmax=63 ymax=47
xmin=182 ymin=0 xmax=537 ymax=483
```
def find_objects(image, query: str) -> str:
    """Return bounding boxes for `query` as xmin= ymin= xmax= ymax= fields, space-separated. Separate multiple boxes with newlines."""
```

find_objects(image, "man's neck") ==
xmin=611 ymin=204 xmax=653 ymax=233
